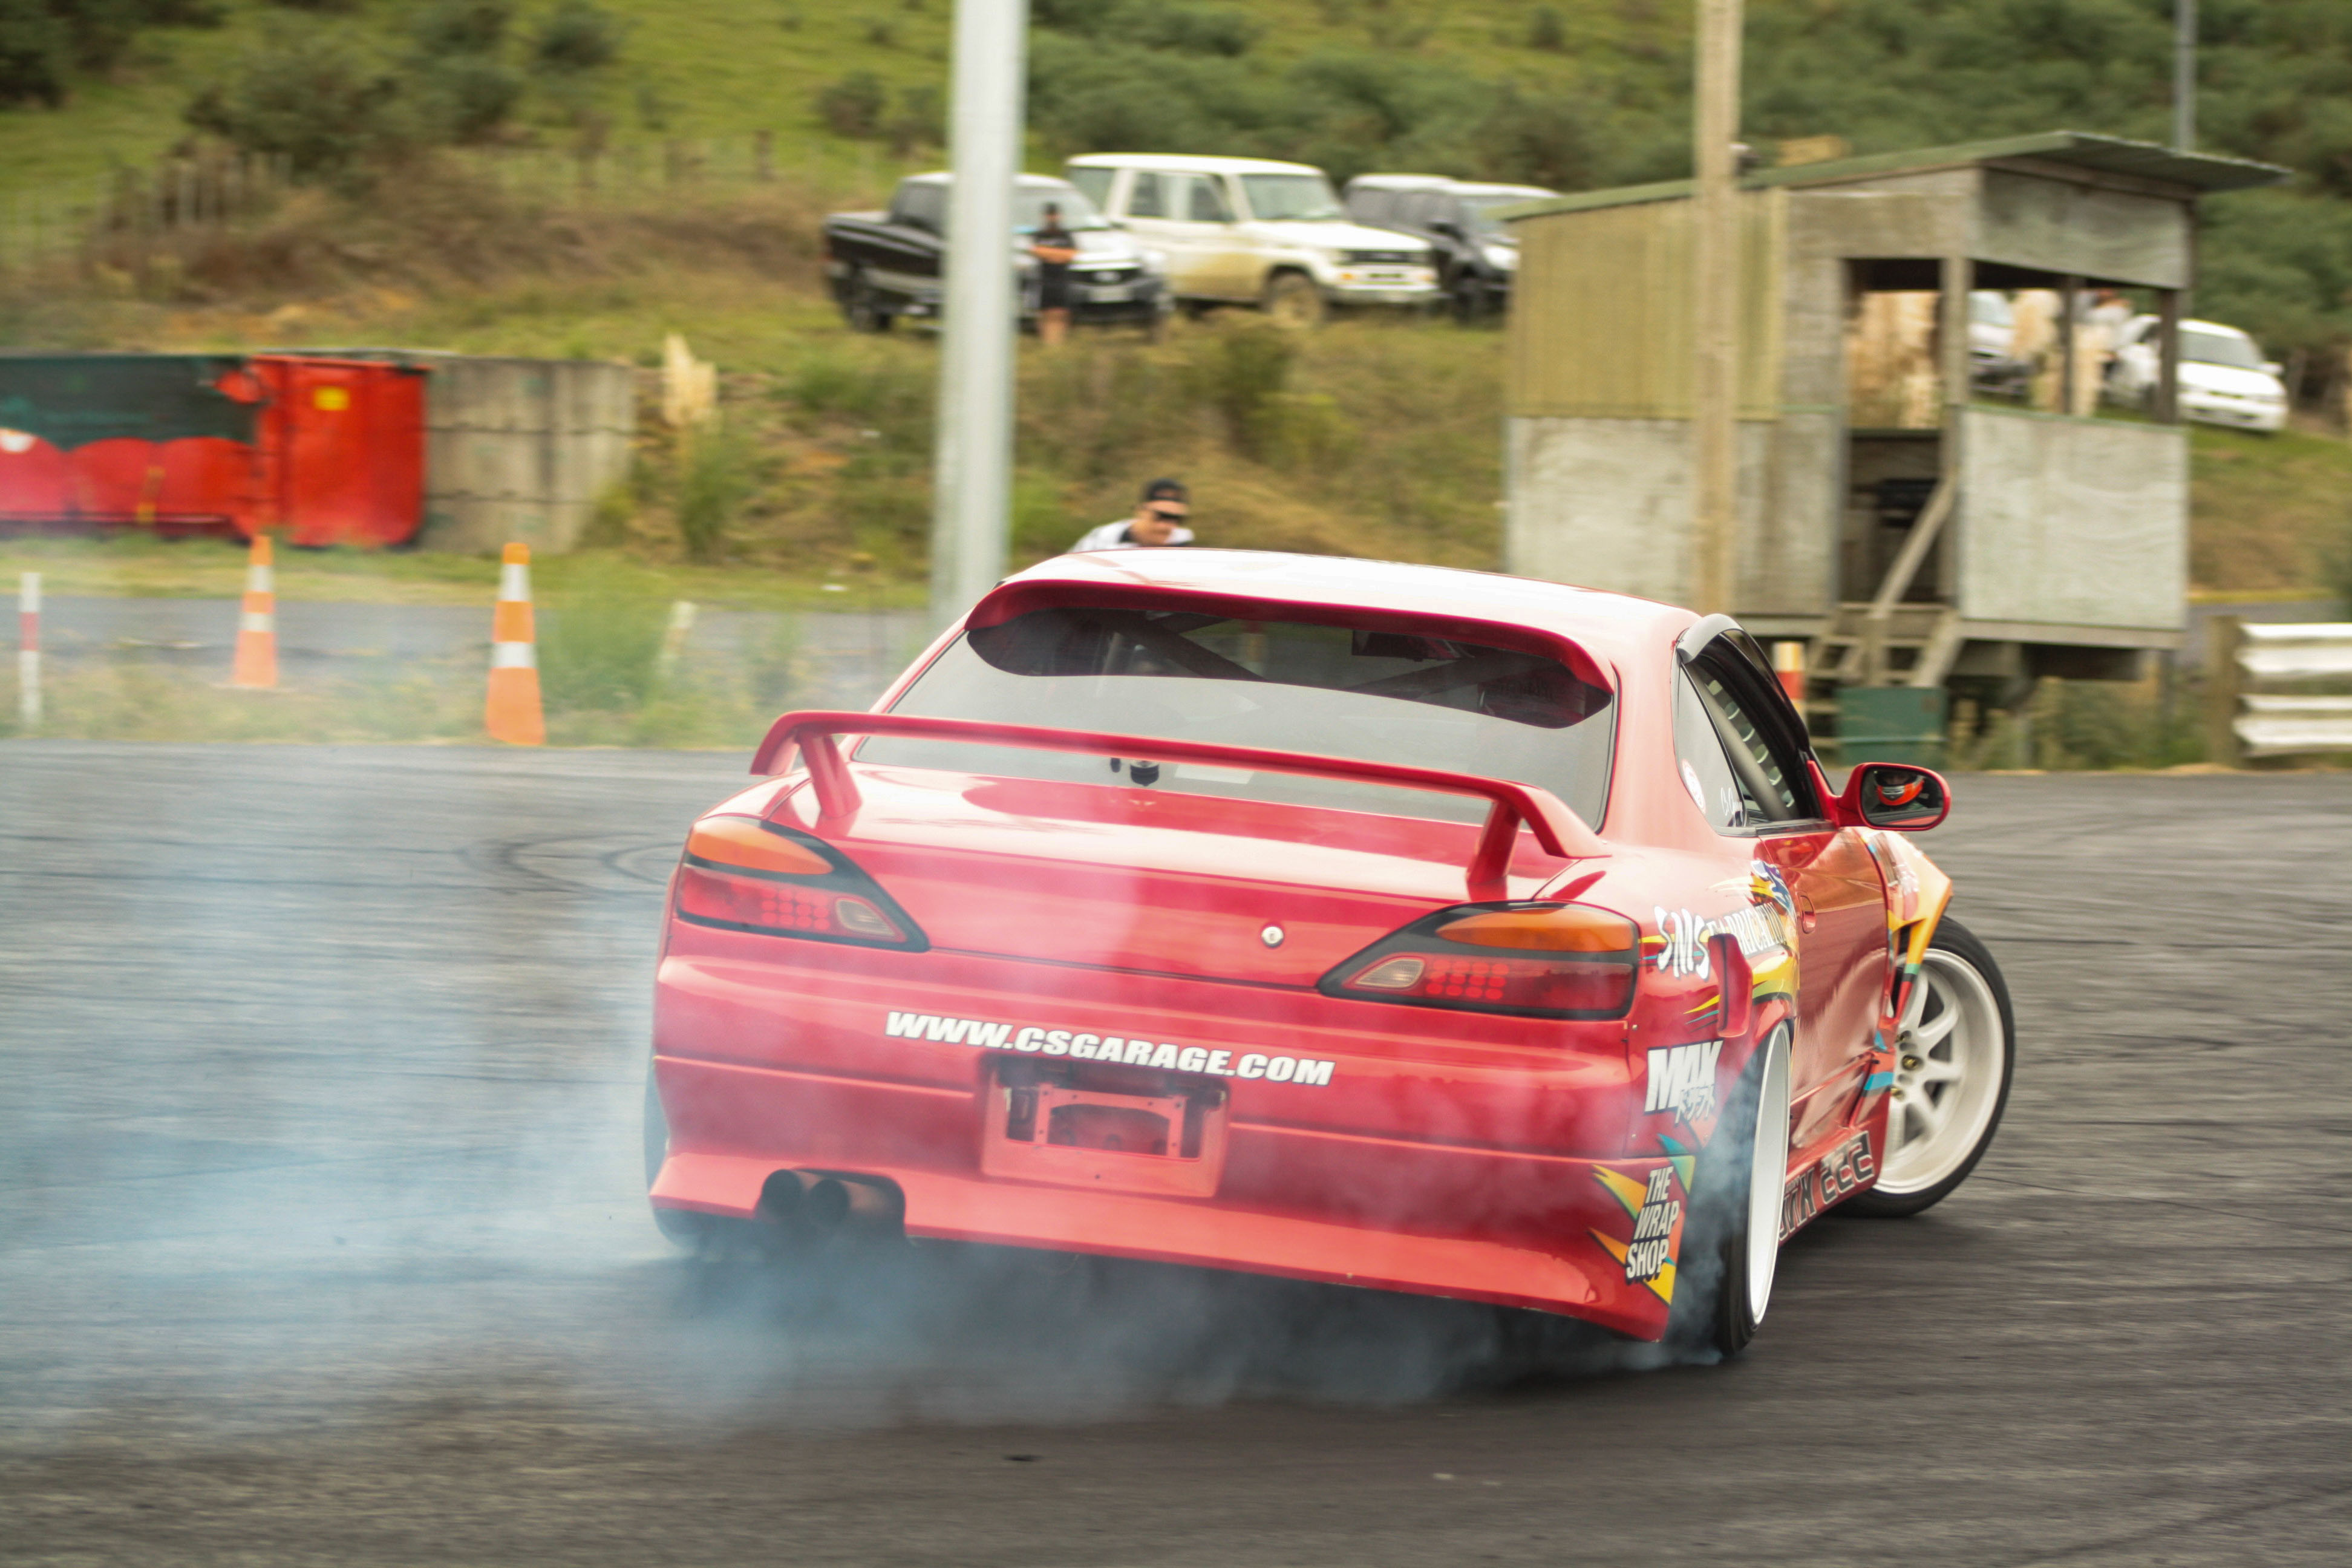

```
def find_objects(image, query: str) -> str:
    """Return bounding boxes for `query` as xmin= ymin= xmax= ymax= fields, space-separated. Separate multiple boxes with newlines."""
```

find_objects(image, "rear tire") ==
xmin=1669 ymin=1022 xmax=1792 ymax=1358
xmin=1262 ymin=272 xmax=1327 ymax=328
xmin=1845 ymin=915 xmax=2014 ymax=1217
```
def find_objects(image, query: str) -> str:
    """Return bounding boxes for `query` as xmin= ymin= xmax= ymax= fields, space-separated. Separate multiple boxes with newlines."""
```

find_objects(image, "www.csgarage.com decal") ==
xmin=882 ymin=1011 xmax=1336 ymax=1086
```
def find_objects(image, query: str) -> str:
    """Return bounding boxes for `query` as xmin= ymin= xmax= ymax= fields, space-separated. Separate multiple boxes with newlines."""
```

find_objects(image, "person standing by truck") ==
xmin=1030 ymin=203 xmax=1079 ymax=348
xmin=1071 ymin=479 xmax=1195 ymax=551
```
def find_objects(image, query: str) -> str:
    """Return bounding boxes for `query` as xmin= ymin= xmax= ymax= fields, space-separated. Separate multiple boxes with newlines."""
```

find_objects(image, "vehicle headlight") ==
xmin=1140 ymin=248 xmax=1169 ymax=275
xmin=1483 ymin=244 xmax=1517 ymax=271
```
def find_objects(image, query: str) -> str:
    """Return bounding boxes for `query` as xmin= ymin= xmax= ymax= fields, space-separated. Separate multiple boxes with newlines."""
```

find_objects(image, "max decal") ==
xmin=1644 ymin=1039 xmax=1724 ymax=1126
xmin=1780 ymin=1132 xmax=1876 ymax=1240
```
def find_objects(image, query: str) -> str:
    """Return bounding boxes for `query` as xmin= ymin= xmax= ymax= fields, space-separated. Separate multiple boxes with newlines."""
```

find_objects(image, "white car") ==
xmin=1065 ymin=154 xmax=1439 ymax=326
xmin=2111 ymin=315 xmax=2288 ymax=433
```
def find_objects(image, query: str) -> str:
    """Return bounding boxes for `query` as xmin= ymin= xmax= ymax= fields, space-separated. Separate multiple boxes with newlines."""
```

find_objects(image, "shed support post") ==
xmin=2059 ymin=274 xmax=2083 ymax=417
xmin=2204 ymin=614 xmax=2243 ymax=767
xmin=2155 ymin=289 xmax=2183 ymax=424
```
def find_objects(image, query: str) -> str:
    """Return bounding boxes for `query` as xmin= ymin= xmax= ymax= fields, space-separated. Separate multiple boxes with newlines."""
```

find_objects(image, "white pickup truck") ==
xmin=1066 ymin=154 xmax=1437 ymax=327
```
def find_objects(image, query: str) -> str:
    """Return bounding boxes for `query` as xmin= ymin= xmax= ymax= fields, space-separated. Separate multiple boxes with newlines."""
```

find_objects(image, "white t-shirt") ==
xmin=1070 ymin=518 xmax=1197 ymax=552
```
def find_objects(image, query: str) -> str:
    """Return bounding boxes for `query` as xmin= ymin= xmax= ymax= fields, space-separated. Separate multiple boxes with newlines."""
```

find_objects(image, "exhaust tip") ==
xmin=754 ymin=1169 xmax=905 ymax=1243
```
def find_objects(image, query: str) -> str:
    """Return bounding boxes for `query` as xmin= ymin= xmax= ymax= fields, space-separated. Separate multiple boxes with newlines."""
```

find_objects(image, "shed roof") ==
xmin=1500 ymin=131 xmax=2291 ymax=222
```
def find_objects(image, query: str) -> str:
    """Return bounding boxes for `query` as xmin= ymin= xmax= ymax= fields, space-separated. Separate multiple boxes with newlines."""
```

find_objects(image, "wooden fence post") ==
xmin=2204 ymin=614 xmax=2244 ymax=768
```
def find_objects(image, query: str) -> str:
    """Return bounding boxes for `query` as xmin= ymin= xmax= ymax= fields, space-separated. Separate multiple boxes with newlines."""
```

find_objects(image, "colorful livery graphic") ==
xmin=644 ymin=551 xmax=2016 ymax=1355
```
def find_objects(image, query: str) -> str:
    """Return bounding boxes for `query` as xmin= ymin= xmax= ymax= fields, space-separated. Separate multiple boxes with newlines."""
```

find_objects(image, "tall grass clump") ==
xmin=537 ymin=561 xmax=670 ymax=711
xmin=675 ymin=426 xmax=757 ymax=562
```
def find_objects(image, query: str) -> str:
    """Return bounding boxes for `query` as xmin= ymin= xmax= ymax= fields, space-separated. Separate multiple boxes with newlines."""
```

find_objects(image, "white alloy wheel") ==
xmin=1875 ymin=947 xmax=2006 ymax=1196
xmin=1741 ymin=1029 xmax=1793 ymax=1327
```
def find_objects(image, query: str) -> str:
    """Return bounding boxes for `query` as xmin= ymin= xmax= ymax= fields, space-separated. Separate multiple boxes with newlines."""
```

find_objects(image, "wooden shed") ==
xmin=1502 ymin=132 xmax=2286 ymax=700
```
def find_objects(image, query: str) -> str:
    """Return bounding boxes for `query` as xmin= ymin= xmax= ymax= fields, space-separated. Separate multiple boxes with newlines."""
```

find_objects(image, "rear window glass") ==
xmin=864 ymin=606 xmax=1615 ymax=828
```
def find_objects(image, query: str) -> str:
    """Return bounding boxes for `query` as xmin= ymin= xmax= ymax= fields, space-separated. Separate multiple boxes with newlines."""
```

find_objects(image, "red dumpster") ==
xmin=0 ymin=353 xmax=426 ymax=546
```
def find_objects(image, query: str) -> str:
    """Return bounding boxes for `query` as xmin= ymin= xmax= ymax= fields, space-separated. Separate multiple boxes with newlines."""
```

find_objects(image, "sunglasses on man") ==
xmin=1147 ymin=506 xmax=1189 ymax=523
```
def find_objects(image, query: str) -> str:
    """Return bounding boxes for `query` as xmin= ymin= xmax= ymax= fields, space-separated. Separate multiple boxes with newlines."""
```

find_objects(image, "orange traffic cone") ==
xmin=230 ymin=534 xmax=278 ymax=689
xmin=1772 ymin=640 xmax=1806 ymax=707
xmin=485 ymin=542 xmax=545 ymax=745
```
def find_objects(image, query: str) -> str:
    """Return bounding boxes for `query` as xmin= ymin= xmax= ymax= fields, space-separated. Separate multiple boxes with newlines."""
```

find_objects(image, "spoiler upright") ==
xmin=750 ymin=710 xmax=1607 ymax=903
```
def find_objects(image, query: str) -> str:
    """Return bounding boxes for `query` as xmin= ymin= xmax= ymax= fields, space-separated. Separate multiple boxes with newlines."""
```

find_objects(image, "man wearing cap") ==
xmin=1070 ymin=479 xmax=1196 ymax=552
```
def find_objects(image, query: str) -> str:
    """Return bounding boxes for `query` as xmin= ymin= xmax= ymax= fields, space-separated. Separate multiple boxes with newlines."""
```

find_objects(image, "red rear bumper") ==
xmin=652 ymin=922 xmax=1700 ymax=1340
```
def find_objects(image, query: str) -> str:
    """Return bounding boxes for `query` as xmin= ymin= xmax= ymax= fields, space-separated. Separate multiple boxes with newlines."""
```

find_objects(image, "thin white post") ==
xmin=926 ymin=0 xmax=1028 ymax=633
xmin=18 ymin=572 xmax=41 ymax=730
xmin=1691 ymin=0 xmax=1743 ymax=615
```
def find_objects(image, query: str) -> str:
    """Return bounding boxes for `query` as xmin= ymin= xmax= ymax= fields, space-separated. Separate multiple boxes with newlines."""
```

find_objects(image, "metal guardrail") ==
xmin=2206 ymin=618 xmax=2352 ymax=761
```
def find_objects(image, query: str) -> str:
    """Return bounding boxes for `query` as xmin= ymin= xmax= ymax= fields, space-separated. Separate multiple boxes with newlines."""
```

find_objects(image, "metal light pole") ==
xmin=927 ymin=0 xmax=1028 ymax=633
xmin=2174 ymin=0 xmax=2197 ymax=152
xmin=1690 ymin=0 xmax=1743 ymax=615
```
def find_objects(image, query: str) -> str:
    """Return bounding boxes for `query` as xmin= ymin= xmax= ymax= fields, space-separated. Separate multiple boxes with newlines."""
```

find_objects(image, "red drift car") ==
xmin=645 ymin=552 xmax=2015 ymax=1354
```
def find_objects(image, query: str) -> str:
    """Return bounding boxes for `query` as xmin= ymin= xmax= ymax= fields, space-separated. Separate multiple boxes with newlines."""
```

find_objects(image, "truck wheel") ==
xmin=1262 ymin=273 xmax=1327 ymax=329
xmin=1450 ymin=275 xmax=1485 ymax=324
xmin=843 ymin=270 xmax=893 ymax=333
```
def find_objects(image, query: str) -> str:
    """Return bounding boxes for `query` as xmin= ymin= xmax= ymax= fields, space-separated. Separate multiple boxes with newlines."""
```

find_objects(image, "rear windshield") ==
xmin=864 ymin=606 xmax=1615 ymax=828
xmin=2183 ymin=327 xmax=2264 ymax=370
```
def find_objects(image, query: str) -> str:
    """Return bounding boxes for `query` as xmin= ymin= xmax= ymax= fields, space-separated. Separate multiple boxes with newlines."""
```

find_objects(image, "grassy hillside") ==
xmin=0 ymin=0 xmax=1598 ymax=188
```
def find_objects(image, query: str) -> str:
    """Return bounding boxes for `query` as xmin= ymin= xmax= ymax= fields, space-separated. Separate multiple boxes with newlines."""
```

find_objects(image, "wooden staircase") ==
xmin=1820 ymin=602 xmax=1964 ymax=687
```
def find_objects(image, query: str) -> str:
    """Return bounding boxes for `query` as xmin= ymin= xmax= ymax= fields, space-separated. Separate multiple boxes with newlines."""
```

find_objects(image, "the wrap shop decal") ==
xmin=1589 ymin=1152 xmax=1693 ymax=1305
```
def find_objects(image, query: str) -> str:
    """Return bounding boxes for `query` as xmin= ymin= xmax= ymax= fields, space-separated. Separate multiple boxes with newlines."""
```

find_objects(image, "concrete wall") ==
xmin=1956 ymin=407 xmax=2186 ymax=632
xmin=1506 ymin=416 xmax=1764 ymax=608
xmin=417 ymin=359 xmax=635 ymax=555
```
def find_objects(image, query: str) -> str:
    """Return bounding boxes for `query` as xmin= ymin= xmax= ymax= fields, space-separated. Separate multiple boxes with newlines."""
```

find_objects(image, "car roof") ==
xmin=1067 ymin=154 xmax=1330 ymax=177
xmin=906 ymin=171 xmax=1074 ymax=189
xmin=978 ymin=549 xmax=1693 ymax=676
xmin=1348 ymin=174 xmax=1557 ymax=199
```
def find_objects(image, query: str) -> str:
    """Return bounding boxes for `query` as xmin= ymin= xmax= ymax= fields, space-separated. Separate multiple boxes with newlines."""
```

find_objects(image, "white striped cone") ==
xmin=485 ymin=542 xmax=544 ymax=745
xmin=230 ymin=535 xmax=278 ymax=689
xmin=16 ymin=571 xmax=39 ymax=730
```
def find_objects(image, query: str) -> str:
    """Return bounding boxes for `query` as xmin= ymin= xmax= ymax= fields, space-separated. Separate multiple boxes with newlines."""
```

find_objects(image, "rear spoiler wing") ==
xmin=750 ymin=710 xmax=1607 ymax=903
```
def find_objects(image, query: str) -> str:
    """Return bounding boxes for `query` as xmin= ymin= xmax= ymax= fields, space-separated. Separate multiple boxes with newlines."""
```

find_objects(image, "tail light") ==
xmin=1318 ymin=901 xmax=1638 ymax=1020
xmin=673 ymin=815 xmax=928 ymax=950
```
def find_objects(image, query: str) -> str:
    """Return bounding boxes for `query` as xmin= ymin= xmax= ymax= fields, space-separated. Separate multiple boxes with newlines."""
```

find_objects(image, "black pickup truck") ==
xmin=823 ymin=172 xmax=1170 ymax=333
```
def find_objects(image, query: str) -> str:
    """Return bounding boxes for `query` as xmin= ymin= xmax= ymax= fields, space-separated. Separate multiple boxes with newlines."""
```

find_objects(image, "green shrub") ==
xmin=409 ymin=1 xmax=511 ymax=58
xmin=816 ymin=69 xmax=886 ymax=139
xmin=538 ymin=568 xmax=669 ymax=713
xmin=675 ymin=425 xmax=756 ymax=563
xmin=1 ymin=0 xmax=226 ymax=109
xmin=0 ymin=2 xmax=73 ymax=109
xmin=1526 ymin=5 xmax=1566 ymax=52
xmin=183 ymin=30 xmax=410 ymax=183
xmin=1194 ymin=321 xmax=1298 ymax=461
xmin=414 ymin=54 xmax=521 ymax=143
xmin=529 ymin=0 xmax=622 ymax=76
xmin=886 ymin=83 xmax=942 ymax=156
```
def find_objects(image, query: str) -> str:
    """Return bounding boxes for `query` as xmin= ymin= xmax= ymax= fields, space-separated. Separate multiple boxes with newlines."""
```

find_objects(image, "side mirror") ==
xmin=1430 ymin=220 xmax=1460 ymax=239
xmin=1840 ymin=763 xmax=1950 ymax=832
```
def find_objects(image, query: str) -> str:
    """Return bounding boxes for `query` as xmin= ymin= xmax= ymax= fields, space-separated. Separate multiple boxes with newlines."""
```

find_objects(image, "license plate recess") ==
xmin=981 ymin=1057 xmax=1229 ymax=1197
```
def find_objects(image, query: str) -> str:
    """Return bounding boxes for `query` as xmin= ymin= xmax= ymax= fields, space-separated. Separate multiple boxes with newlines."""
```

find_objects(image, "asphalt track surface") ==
xmin=1 ymin=742 xmax=2345 ymax=1566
